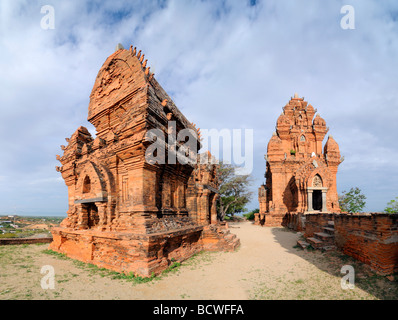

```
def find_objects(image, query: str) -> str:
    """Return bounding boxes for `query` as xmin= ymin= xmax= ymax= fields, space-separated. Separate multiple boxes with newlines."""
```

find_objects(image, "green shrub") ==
xmin=0 ymin=233 xmax=18 ymax=238
xmin=243 ymin=208 xmax=259 ymax=220
xmin=42 ymin=249 xmax=69 ymax=260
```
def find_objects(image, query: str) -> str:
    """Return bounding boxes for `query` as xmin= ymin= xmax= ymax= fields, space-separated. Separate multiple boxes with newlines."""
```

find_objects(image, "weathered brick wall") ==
xmin=50 ymin=227 xmax=204 ymax=277
xmin=303 ymin=213 xmax=334 ymax=237
xmin=282 ymin=212 xmax=305 ymax=231
xmin=264 ymin=213 xmax=285 ymax=227
xmin=0 ymin=237 xmax=53 ymax=245
xmin=334 ymin=213 xmax=398 ymax=275
xmin=50 ymin=224 xmax=239 ymax=277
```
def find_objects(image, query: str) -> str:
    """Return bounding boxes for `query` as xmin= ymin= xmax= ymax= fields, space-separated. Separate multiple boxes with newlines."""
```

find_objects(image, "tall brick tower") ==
xmin=50 ymin=44 xmax=239 ymax=277
xmin=256 ymin=94 xmax=342 ymax=227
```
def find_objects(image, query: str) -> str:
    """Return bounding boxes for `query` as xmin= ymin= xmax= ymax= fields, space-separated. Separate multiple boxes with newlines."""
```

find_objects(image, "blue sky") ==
xmin=0 ymin=0 xmax=397 ymax=215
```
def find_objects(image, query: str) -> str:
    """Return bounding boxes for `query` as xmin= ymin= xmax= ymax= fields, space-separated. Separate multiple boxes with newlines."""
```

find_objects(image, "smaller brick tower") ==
xmin=256 ymin=94 xmax=343 ymax=227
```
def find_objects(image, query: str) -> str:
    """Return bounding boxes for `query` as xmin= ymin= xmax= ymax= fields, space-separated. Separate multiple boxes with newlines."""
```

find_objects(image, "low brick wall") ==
xmin=282 ymin=212 xmax=306 ymax=232
xmin=0 ymin=237 xmax=53 ymax=245
xmin=303 ymin=213 xmax=335 ymax=238
xmin=50 ymin=224 xmax=239 ymax=277
xmin=264 ymin=213 xmax=286 ymax=227
xmin=334 ymin=213 xmax=398 ymax=275
xmin=298 ymin=212 xmax=398 ymax=274
xmin=50 ymin=226 xmax=204 ymax=277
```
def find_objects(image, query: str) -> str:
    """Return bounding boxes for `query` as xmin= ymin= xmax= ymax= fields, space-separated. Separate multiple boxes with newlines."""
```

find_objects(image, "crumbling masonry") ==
xmin=50 ymin=45 xmax=239 ymax=276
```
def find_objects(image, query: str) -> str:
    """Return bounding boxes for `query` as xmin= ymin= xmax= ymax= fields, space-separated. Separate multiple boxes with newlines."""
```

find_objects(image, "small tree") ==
xmin=384 ymin=197 xmax=398 ymax=214
xmin=217 ymin=162 xmax=253 ymax=221
xmin=338 ymin=187 xmax=367 ymax=213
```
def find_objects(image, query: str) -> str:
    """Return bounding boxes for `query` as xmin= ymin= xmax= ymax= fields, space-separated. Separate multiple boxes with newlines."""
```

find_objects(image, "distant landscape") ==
xmin=0 ymin=215 xmax=63 ymax=239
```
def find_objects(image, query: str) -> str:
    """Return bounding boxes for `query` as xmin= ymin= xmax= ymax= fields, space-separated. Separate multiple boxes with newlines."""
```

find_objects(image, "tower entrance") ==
xmin=86 ymin=203 xmax=99 ymax=228
xmin=313 ymin=190 xmax=322 ymax=211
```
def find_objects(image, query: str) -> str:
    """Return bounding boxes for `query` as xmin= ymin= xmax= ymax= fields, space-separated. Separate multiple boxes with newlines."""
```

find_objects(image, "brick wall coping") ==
xmin=304 ymin=212 xmax=398 ymax=218
xmin=51 ymin=225 xmax=205 ymax=241
xmin=335 ymin=213 xmax=398 ymax=219
xmin=0 ymin=237 xmax=53 ymax=245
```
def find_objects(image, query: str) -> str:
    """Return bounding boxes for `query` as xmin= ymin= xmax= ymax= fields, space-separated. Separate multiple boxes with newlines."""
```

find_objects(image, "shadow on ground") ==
xmin=270 ymin=226 xmax=398 ymax=300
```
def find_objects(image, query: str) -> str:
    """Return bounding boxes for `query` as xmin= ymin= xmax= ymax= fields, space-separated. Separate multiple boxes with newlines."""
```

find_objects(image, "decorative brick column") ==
xmin=210 ymin=194 xmax=218 ymax=225
xmin=96 ymin=202 xmax=107 ymax=228
xmin=254 ymin=213 xmax=260 ymax=225
xmin=321 ymin=190 xmax=327 ymax=213
xmin=307 ymin=189 xmax=313 ymax=212
xmin=76 ymin=203 xmax=88 ymax=229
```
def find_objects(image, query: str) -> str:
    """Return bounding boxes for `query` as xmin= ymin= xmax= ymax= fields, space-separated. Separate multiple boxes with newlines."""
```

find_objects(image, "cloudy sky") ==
xmin=0 ymin=0 xmax=397 ymax=216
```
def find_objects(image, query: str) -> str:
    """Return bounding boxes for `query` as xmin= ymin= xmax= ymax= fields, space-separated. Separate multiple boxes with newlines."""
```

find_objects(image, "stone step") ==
xmin=322 ymin=245 xmax=337 ymax=251
xmin=225 ymin=233 xmax=236 ymax=241
xmin=323 ymin=226 xmax=335 ymax=235
xmin=297 ymin=240 xmax=310 ymax=249
xmin=314 ymin=232 xmax=334 ymax=242
xmin=327 ymin=220 xmax=334 ymax=227
xmin=307 ymin=237 xmax=324 ymax=248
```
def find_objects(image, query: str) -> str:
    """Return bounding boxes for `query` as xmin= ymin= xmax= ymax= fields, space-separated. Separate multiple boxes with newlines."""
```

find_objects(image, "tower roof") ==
xmin=324 ymin=135 xmax=340 ymax=154
xmin=87 ymin=45 xmax=195 ymax=132
xmin=88 ymin=47 xmax=149 ymax=121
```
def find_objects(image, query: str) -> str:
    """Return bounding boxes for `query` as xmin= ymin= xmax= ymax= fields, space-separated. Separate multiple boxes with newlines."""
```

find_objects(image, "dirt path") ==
xmin=0 ymin=222 xmax=396 ymax=300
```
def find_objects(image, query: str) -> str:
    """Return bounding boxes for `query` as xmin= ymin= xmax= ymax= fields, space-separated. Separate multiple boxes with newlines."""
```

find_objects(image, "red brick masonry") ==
xmin=305 ymin=213 xmax=398 ymax=275
xmin=50 ymin=45 xmax=240 ymax=276
xmin=257 ymin=94 xmax=342 ymax=227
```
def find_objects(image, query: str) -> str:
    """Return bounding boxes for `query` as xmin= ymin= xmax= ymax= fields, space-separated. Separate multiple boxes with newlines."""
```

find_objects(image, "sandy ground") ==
xmin=0 ymin=221 xmax=396 ymax=300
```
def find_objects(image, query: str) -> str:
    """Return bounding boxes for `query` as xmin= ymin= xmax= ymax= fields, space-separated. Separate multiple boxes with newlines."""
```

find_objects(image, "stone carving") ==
xmin=313 ymin=175 xmax=323 ymax=187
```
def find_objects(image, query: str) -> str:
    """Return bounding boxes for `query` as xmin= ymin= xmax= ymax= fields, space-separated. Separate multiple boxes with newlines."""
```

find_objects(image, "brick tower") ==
xmin=256 ymin=94 xmax=342 ymax=227
xmin=50 ymin=45 xmax=239 ymax=276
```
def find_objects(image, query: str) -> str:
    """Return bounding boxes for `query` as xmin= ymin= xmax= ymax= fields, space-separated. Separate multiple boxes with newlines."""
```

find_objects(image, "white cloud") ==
xmin=0 ymin=0 xmax=397 ymax=214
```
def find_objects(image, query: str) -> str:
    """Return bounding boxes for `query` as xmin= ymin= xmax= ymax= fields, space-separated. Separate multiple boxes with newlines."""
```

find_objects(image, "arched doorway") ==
xmin=313 ymin=190 xmax=322 ymax=211
xmin=86 ymin=203 xmax=99 ymax=228
xmin=307 ymin=174 xmax=328 ymax=213
xmin=312 ymin=175 xmax=323 ymax=211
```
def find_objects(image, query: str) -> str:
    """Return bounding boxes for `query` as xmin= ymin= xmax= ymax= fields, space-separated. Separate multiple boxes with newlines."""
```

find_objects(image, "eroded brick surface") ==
xmin=334 ymin=213 xmax=398 ymax=275
xmin=50 ymin=46 xmax=239 ymax=276
xmin=257 ymin=94 xmax=342 ymax=227
xmin=303 ymin=213 xmax=398 ymax=274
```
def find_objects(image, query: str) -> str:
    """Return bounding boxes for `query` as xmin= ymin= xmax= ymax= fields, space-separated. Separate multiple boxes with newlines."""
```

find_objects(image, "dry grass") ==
xmin=0 ymin=223 xmax=396 ymax=300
